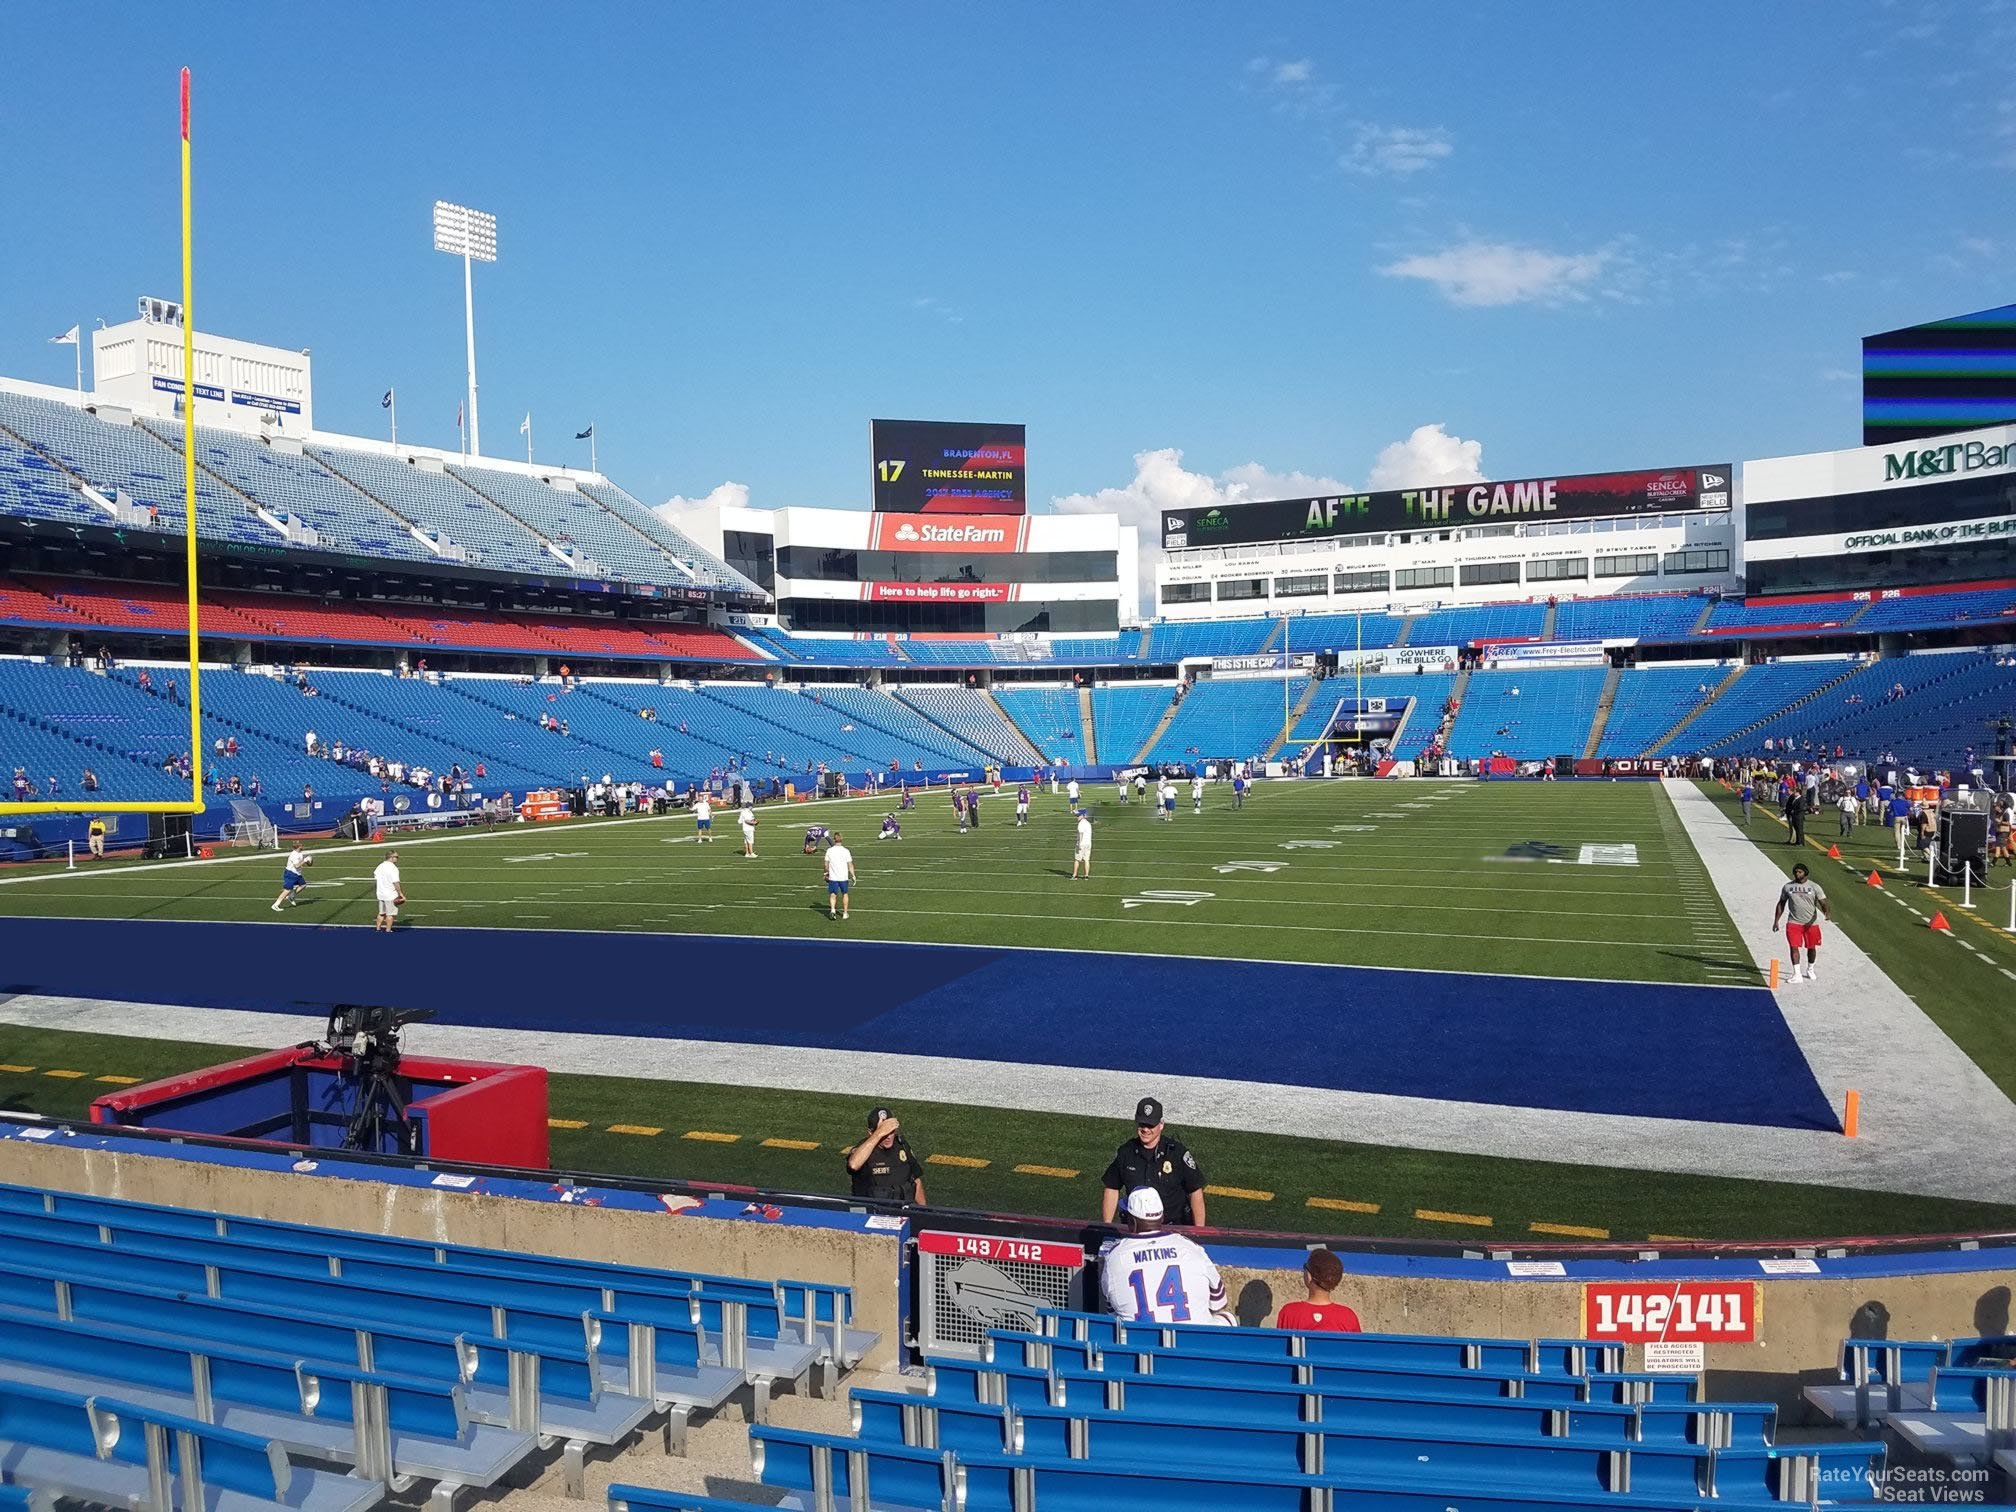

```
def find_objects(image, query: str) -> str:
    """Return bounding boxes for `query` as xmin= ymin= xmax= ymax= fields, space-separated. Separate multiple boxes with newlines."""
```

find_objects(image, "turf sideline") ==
xmin=3 ymin=982 xmax=1997 ymax=1202
xmin=1662 ymin=777 xmax=2016 ymax=1202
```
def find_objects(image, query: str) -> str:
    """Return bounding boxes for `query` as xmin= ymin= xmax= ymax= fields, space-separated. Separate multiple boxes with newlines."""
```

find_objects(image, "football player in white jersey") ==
xmin=1099 ymin=1188 xmax=1231 ymax=1326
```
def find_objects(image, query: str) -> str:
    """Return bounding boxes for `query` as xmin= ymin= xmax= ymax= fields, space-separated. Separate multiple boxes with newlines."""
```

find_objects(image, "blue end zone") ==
xmin=0 ymin=919 xmax=1838 ymax=1131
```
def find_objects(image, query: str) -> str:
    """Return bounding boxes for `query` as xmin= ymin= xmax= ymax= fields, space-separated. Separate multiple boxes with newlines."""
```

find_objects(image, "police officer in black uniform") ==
xmin=845 ymin=1106 xmax=927 ymax=1205
xmin=1100 ymin=1096 xmax=1205 ymax=1227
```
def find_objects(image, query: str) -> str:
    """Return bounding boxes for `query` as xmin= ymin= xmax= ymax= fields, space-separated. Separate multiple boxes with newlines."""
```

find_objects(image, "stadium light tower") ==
xmin=432 ymin=201 xmax=496 ymax=456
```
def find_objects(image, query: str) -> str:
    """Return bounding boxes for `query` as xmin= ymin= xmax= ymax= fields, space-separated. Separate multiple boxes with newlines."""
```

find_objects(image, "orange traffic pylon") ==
xmin=1866 ymin=870 xmax=1884 ymax=888
xmin=1826 ymin=844 xmax=1841 ymax=859
xmin=1929 ymin=911 xmax=1952 ymax=932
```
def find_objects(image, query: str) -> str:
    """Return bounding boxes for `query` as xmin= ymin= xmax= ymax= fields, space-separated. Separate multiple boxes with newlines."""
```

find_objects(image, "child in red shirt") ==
xmin=1275 ymin=1248 xmax=1362 ymax=1333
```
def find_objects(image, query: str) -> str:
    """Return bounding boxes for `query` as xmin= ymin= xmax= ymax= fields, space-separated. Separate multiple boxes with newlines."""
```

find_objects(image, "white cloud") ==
xmin=1272 ymin=58 xmax=1313 ymax=84
xmin=1379 ymin=240 xmax=1612 ymax=307
xmin=1342 ymin=125 xmax=1453 ymax=176
xmin=1052 ymin=431 xmax=1486 ymax=613
xmin=654 ymin=481 xmax=747 ymax=557
xmin=1366 ymin=424 xmax=1486 ymax=490
xmin=909 ymin=294 xmax=964 ymax=325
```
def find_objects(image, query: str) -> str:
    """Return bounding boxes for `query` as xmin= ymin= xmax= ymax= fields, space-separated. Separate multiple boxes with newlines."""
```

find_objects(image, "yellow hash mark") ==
xmin=547 ymin=1119 xmax=589 ymax=1130
xmin=1415 ymin=1208 xmax=1493 ymax=1228
xmin=94 ymin=1075 xmax=142 ymax=1086
xmin=1306 ymin=1197 xmax=1381 ymax=1214
xmin=682 ymin=1130 xmax=739 ymax=1143
xmin=42 ymin=1069 xmax=86 ymax=1080
xmin=1647 ymin=1234 xmax=1701 ymax=1244
xmin=1530 ymin=1222 xmax=1610 ymax=1240
xmin=0 ymin=1065 xmax=35 ymax=1074
xmin=607 ymin=1124 xmax=663 ymax=1137
xmin=928 ymin=1154 xmax=991 ymax=1169
xmin=1013 ymin=1163 xmax=1080 ymax=1179
xmin=761 ymin=1138 xmax=820 ymax=1151
xmin=1204 ymin=1184 xmax=1275 ymax=1202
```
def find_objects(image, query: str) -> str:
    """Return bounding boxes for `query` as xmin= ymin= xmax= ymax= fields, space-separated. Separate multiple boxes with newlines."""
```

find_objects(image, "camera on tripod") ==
xmin=319 ymin=1003 xmax=436 ymax=1154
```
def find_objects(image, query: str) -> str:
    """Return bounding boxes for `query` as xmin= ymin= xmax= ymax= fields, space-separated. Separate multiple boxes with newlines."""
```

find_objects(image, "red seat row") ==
xmin=4 ymin=576 xmax=751 ymax=662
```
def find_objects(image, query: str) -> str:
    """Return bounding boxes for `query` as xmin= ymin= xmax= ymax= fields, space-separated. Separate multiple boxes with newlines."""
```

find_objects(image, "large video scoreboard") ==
xmin=871 ymin=419 xmax=1026 ymax=515
xmin=1864 ymin=303 xmax=2016 ymax=447
xmin=1160 ymin=464 xmax=1730 ymax=549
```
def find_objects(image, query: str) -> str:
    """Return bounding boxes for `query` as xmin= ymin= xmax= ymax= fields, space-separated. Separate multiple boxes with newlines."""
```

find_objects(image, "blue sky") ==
xmin=4 ymin=1 xmax=2014 ymax=544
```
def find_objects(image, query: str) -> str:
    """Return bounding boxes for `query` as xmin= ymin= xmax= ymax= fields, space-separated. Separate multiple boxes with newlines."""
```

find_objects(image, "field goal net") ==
xmin=221 ymin=799 xmax=277 ymax=849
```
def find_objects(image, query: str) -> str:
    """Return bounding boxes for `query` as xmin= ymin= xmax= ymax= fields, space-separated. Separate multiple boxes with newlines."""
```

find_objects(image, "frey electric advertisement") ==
xmin=872 ymin=419 xmax=1027 ymax=515
xmin=1161 ymin=465 xmax=1732 ymax=549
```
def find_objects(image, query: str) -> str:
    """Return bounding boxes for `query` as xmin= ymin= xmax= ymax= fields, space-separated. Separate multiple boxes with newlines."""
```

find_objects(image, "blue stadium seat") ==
xmin=0 ymin=1302 xmax=533 ymax=1492
xmin=1445 ymin=667 xmax=1609 ymax=760
xmin=994 ymin=684 xmax=1086 ymax=762
xmin=1553 ymin=594 xmax=1708 ymax=642
xmin=892 ymin=686 xmax=1044 ymax=763
xmin=1087 ymin=685 xmax=1175 ymax=765
xmin=1402 ymin=602 xmax=1548 ymax=647
xmin=1146 ymin=678 xmax=1308 ymax=763
xmin=0 ymin=1375 xmax=380 ymax=1512
xmin=1598 ymin=665 xmax=1719 ymax=757
xmin=139 ymin=421 xmax=439 ymax=565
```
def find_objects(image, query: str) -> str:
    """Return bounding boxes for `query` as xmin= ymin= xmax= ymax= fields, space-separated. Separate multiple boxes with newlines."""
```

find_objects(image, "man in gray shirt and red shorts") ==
xmin=1772 ymin=862 xmax=1831 ymax=984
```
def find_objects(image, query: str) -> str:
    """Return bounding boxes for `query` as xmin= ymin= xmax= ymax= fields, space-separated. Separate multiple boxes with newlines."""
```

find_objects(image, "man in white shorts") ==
xmin=740 ymin=803 xmax=758 ymax=858
xmin=372 ymin=850 xmax=403 ymax=934
xmin=1072 ymin=808 xmax=1093 ymax=879
xmin=1191 ymin=772 xmax=1204 ymax=814
xmin=1099 ymin=1187 xmax=1230 ymax=1326
xmin=272 ymin=843 xmax=312 ymax=911
xmin=824 ymin=830 xmax=856 ymax=919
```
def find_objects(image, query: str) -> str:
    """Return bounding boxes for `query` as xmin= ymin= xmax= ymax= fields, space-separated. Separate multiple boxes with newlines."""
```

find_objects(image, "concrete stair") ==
xmin=1646 ymin=663 xmax=1746 ymax=756
xmin=1580 ymin=663 xmax=1624 ymax=759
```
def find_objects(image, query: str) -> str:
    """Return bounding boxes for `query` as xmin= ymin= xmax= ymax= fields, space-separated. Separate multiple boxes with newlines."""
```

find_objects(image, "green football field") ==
xmin=0 ymin=779 xmax=1751 ymax=983
xmin=4 ymin=778 xmax=2016 ymax=1244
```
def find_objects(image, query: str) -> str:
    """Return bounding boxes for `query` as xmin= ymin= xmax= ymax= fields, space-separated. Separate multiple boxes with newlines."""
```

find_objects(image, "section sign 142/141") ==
xmin=1582 ymin=1281 xmax=1760 ymax=1343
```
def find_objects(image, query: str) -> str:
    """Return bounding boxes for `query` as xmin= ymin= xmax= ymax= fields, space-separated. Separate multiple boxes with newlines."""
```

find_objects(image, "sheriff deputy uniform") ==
xmin=847 ymin=1106 xmax=924 ymax=1202
xmin=1101 ymin=1096 xmax=1205 ymax=1226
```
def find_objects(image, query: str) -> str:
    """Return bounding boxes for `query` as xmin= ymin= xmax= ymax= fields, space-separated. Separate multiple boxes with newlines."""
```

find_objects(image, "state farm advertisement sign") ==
xmin=1582 ymin=1281 xmax=1759 ymax=1343
xmin=866 ymin=582 xmax=1011 ymax=604
xmin=870 ymin=513 xmax=1028 ymax=553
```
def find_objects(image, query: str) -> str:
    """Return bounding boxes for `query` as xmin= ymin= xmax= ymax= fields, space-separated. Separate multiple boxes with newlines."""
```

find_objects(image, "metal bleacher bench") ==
xmin=1807 ymin=1334 xmax=2016 ymax=1468
xmin=0 ymin=1375 xmax=380 ymax=1512
xmin=606 ymin=1316 xmax=1882 ymax=1512
xmin=0 ymin=1181 xmax=874 ymax=1502
xmin=0 ymin=1302 xmax=532 ymax=1507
